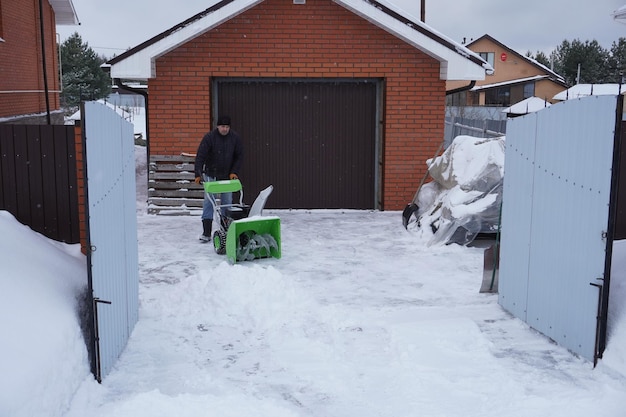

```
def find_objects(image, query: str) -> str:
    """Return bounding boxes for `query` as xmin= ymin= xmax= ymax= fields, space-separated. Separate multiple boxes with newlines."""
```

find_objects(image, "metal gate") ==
xmin=215 ymin=78 xmax=381 ymax=209
xmin=498 ymin=95 xmax=621 ymax=362
xmin=82 ymin=101 xmax=139 ymax=381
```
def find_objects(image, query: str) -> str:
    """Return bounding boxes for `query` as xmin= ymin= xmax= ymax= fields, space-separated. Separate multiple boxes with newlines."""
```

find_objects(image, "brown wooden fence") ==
xmin=0 ymin=124 xmax=80 ymax=243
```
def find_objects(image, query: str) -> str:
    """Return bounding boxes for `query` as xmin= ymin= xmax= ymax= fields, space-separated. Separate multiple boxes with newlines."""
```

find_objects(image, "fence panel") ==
xmin=444 ymin=116 xmax=506 ymax=147
xmin=83 ymin=101 xmax=138 ymax=381
xmin=497 ymin=111 xmax=537 ymax=320
xmin=498 ymin=96 xmax=619 ymax=362
xmin=0 ymin=124 xmax=79 ymax=243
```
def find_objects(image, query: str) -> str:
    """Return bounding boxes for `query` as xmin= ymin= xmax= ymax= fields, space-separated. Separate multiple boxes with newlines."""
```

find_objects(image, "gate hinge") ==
xmin=590 ymin=277 xmax=604 ymax=288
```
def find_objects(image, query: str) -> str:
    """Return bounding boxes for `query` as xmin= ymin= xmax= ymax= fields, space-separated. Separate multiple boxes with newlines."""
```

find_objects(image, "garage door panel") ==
xmin=217 ymin=79 xmax=377 ymax=209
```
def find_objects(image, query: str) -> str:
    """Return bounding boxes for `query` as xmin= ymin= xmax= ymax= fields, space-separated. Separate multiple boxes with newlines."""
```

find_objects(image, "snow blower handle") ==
xmin=203 ymin=179 xmax=243 ymax=194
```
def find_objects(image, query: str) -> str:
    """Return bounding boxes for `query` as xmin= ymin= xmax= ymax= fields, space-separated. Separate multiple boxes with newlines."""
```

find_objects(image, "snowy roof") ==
xmin=501 ymin=96 xmax=551 ymax=115
xmin=108 ymin=0 xmax=490 ymax=81
xmin=613 ymin=4 xmax=626 ymax=20
xmin=49 ymin=0 xmax=79 ymax=25
xmin=553 ymin=84 xmax=626 ymax=101
xmin=471 ymin=75 xmax=550 ymax=91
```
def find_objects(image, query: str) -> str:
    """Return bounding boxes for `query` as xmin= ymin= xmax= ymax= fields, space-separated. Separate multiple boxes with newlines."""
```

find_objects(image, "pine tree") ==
xmin=608 ymin=38 xmax=626 ymax=83
xmin=59 ymin=32 xmax=111 ymax=111
xmin=526 ymin=50 xmax=551 ymax=69
xmin=534 ymin=51 xmax=551 ymax=69
xmin=551 ymin=39 xmax=610 ymax=85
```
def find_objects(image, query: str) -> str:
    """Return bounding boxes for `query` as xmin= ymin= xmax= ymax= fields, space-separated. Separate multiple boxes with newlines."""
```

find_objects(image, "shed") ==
xmin=108 ymin=0 xmax=490 ymax=210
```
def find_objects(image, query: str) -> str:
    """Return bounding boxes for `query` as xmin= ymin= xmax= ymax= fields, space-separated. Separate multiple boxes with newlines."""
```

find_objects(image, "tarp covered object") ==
xmin=409 ymin=135 xmax=505 ymax=245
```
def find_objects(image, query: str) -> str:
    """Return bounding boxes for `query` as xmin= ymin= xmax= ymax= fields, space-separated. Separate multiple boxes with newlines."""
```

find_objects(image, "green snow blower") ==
xmin=203 ymin=179 xmax=281 ymax=263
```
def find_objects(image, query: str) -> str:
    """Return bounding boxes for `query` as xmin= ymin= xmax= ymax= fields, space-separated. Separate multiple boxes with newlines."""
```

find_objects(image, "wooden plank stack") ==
xmin=148 ymin=154 xmax=203 ymax=215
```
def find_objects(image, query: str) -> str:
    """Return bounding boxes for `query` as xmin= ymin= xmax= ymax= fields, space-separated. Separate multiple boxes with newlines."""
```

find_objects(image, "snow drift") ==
xmin=0 ymin=211 xmax=90 ymax=417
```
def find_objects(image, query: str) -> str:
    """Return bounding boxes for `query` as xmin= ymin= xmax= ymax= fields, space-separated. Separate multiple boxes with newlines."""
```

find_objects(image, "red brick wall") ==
xmin=0 ymin=0 xmax=61 ymax=119
xmin=73 ymin=123 xmax=88 ymax=254
xmin=149 ymin=0 xmax=445 ymax=210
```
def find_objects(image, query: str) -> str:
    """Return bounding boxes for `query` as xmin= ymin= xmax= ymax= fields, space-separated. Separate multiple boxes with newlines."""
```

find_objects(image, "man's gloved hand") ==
xmin=229 ymin=173 xmax=238 ymax=180
xmin=194 ymin=176 xmax=202 ymax=184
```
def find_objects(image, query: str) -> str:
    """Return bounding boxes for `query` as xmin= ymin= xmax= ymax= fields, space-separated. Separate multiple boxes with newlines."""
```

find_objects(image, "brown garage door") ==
xmin=215 ymin=78 xmax=380 ymax=209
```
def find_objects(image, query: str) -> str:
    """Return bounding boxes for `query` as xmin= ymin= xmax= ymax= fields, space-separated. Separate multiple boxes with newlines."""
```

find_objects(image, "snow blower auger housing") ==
xmin=203 ymin=179 xmax=281 ymax=263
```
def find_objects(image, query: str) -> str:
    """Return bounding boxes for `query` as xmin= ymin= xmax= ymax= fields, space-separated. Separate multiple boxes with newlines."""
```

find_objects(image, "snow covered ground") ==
xmin=1 ymin=145 xmax=626 ymax=417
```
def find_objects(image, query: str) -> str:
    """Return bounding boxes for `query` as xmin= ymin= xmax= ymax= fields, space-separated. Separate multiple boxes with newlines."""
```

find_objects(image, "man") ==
xmin=194 ymin=115 xmax=244 ymax=242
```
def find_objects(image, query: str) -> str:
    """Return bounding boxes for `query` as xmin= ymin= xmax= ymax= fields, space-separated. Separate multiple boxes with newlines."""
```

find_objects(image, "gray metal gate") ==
xmin=82 ymin=101 xmax=139 ymax=381
xmin=498 ymin=95 xmax=621 ymax=362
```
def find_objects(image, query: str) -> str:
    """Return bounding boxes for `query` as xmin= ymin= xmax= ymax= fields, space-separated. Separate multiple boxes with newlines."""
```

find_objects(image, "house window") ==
xmin=485 ymin=87 xmax=510 ymax=106
xmin=478 ymin=52 xmax=495 ymax=73
xmin=468 ymin=92 xmax=479 ymax=106
xmin=446 ymin=91 xmax=467 ymax=106
xmin=523 ymin=82 xmax=535 ymax=98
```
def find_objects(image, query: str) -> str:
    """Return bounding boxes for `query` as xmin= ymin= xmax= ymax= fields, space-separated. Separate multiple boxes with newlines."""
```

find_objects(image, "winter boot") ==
xmin=199 ymin=219 xmax=212 ymax=243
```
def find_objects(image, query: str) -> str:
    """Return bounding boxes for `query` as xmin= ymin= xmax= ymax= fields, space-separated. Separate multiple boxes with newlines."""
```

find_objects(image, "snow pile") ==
xmin=502 ymin=96 xmax=551 ymax=115
xmin=0 ymin=212 xmax=89 ymax=417
xmin=553 ymin=84 xmax=626 ymax=101
xmin=410 ymin=135 xmax=505 ymax=245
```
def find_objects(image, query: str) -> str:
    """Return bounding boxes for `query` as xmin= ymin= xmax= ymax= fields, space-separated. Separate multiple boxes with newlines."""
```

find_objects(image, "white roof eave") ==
xmin=49 ymin=0 xmax=79 ymax=25
xmin=613 ymin=4 xmax=626 ymax=20
xmin=111 ymin=0 xmax=488 ymax=81
xmin=335 ymin=0 xmax=488 ymax=80
xmin=110 ymin=0 xmax=262 ymax=80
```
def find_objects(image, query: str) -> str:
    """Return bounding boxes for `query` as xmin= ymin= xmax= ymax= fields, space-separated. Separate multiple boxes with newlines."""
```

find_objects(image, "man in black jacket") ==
xmin=194 ymin=115 xmax=244 ymax=242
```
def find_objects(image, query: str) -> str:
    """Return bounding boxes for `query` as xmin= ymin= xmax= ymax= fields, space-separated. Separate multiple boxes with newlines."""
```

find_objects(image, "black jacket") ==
xmin=194 ymin=128 xmax=244 ymax=180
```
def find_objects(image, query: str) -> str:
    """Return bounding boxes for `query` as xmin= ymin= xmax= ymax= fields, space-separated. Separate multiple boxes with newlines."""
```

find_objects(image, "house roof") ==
xmin=465 ymin=34 xmax=565 ymax=84
xmin=501 ymin=96 xmax=551 ymax=115
xmin=49 ymin=0 xmax=79 ymax=25
xmin=471 ymin=75 xmax=552 ymax=91
xmin=108 ymin=0 xmax=491 ymax=81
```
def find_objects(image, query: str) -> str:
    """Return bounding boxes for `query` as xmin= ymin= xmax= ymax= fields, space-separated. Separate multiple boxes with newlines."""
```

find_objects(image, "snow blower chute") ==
xmin=203 ymin=179 xmax=281 ymax=263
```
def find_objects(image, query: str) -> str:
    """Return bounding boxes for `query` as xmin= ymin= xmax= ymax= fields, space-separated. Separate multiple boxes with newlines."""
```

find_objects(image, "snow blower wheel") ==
xmin=213 ymin=230 xmax=226 ymax=255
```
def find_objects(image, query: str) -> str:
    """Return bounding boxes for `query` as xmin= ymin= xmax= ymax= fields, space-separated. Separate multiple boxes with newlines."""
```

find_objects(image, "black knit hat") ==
xmin=217 ymin=115 xmax=231 ymax=126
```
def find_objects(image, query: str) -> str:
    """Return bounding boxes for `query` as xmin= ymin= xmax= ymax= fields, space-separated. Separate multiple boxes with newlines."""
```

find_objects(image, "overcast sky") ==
xmin=57 ymin=0 xmax=626 ymax=58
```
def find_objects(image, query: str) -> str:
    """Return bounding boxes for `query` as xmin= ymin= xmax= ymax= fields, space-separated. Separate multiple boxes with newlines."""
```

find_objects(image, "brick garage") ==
xmin=109 ymin=0 xmax=487 ymax=210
